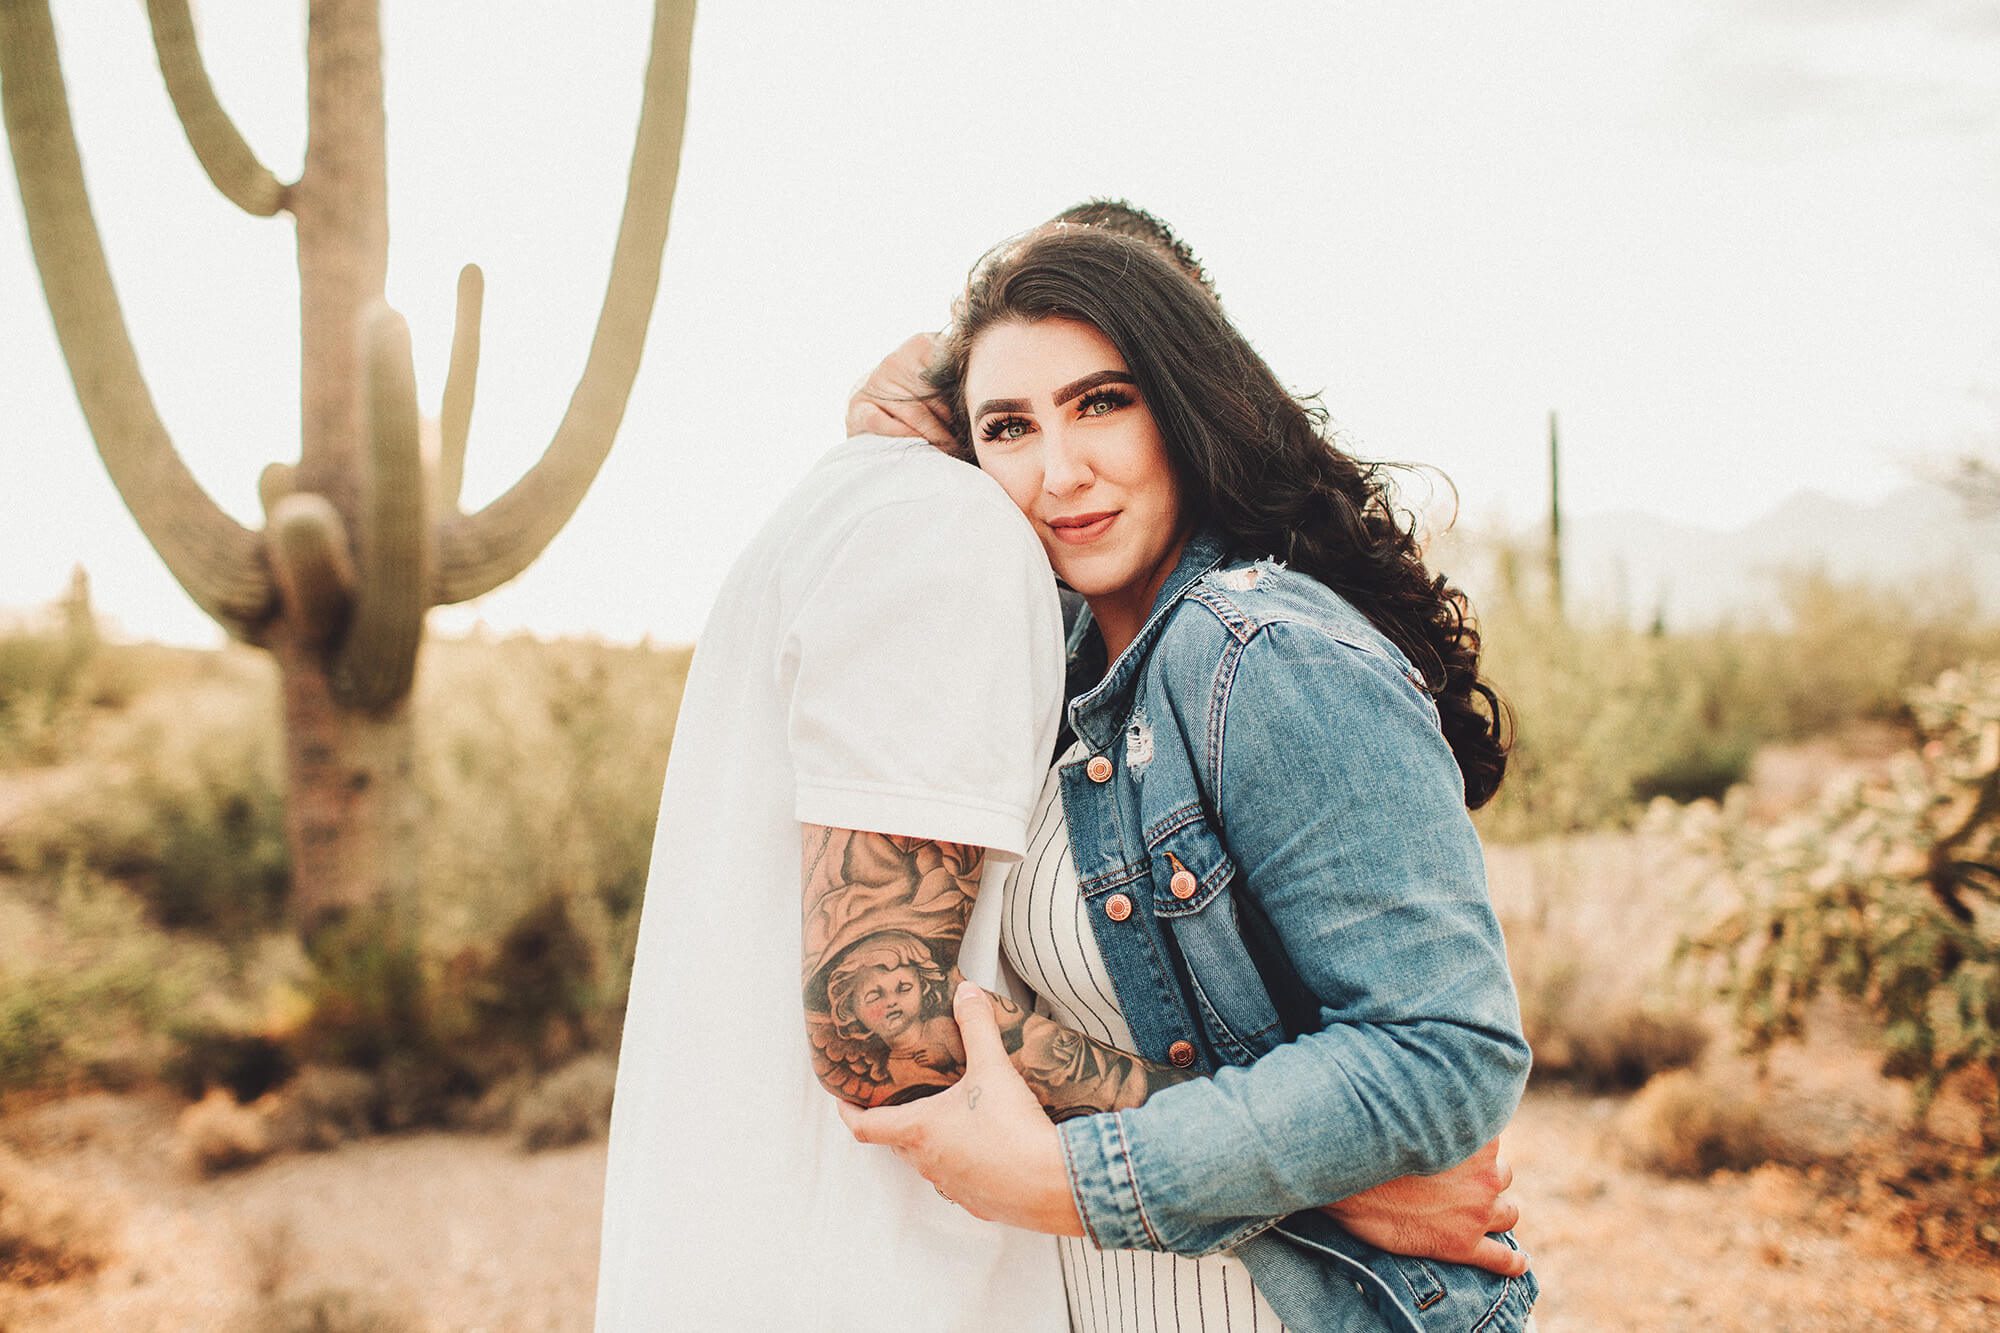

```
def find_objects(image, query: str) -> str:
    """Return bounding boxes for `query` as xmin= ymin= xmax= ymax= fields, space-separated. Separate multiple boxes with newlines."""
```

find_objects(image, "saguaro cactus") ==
xmin=1 ymin=0 xmax=696 ymax=938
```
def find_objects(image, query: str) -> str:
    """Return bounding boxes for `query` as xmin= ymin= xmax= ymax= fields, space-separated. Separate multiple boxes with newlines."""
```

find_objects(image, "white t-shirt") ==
xmin=595 ymin=435 xmax=1070 ymax=1331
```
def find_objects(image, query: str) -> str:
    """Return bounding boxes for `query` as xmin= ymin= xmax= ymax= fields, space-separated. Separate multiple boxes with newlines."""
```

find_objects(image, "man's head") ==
xmin=1048 ymin=198 xmax=1216 ymax=300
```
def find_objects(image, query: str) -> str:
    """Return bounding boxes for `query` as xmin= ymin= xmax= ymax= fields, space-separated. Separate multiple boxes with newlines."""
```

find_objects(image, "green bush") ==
xmin=1676 ymin=662 xmax=2000 ymax=1164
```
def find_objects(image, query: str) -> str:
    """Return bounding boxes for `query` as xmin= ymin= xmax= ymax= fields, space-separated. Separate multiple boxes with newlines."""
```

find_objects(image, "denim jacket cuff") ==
xmin=1060 ymin=1111 xmax=1283 ymax=1257
xmin=1058 ymin=1111 xmax=1162 ymax=1251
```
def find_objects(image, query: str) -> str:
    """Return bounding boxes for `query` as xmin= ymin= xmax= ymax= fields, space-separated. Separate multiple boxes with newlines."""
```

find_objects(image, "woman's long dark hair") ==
xmin=928 ymin=226 xmax=1511 ymax=808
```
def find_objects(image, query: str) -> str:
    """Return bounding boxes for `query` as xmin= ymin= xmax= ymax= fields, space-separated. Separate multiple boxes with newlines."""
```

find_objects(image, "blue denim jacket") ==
xmin=1050 ymin=531 xmax=1537 ymax=1333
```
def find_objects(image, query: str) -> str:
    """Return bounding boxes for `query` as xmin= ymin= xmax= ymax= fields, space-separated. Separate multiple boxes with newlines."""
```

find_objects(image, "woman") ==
xmin=841 ymin=223 xmax=1537 ymax=1333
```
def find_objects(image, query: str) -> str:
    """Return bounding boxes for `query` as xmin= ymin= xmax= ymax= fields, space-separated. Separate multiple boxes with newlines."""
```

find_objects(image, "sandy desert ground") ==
xmin=3 ymin=1059 xmax=1997 ymax=1332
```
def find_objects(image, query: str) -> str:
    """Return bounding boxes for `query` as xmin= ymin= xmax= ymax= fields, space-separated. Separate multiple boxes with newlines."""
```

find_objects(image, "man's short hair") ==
xmin=1050 ymin=198 xmax=1216 ymax=299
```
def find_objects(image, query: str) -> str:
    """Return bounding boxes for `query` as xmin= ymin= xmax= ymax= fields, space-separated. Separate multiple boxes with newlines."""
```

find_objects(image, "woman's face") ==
xmin=852 ymin=964 xmax=922 ymax=1045
xmin=965 ymin=318 xmax=1185 ymax=646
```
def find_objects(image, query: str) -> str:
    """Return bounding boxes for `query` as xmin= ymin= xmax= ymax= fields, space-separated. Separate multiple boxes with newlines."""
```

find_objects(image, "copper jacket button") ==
xmin=1167 ymin=1040 xmax=1197 ymax=1067
xmin=1104 ymin=893 xmax=1133 ymax=922
xmin=1169 ymin=869 xmax=1198 ymax=900
xmin=1086 ymin=754 xmax=1113 ymax=783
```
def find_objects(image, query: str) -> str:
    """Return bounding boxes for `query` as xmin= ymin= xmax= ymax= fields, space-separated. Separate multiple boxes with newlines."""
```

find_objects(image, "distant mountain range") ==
xmin=1449 ymin=485 xmax=2000 ymax=628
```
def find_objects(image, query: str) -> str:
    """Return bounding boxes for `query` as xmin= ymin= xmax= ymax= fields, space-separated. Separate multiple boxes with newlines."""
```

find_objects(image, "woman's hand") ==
xmin=844 ymin=332 xmax=955 ymax=450
xmin=838 ymin=981 xmax=1086 ymax=1237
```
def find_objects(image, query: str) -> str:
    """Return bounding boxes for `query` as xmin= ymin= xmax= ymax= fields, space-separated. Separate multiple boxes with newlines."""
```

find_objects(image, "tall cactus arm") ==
xmin=434 ymin=0 xmax=696 ymax=605
xmin=437 ymin=263 xmax=483 ymax=516
xmin=145 ymin=0 xmax=288 ymax=216
xmin=0 ymin=0 xmax=273 ymax=634
xmin=333 ymin=302 xmax=429 ymax=712
xmin=268 ymin=492 xmax=356 ymax=647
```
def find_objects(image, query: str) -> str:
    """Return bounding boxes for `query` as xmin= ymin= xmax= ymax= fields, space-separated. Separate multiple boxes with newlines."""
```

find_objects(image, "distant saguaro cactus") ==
xmin=1547 ymin=408 xmax=1564 ymax=619
xmin=0 ymin=0 xmax=696 ymax=941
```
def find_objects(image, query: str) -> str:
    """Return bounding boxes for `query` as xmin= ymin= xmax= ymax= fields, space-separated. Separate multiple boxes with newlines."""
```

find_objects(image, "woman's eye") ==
xmin=1078 ymin=389 xmax=1131 ymax=418
xmin=979 ymin=415 xmax=1032 ymax=443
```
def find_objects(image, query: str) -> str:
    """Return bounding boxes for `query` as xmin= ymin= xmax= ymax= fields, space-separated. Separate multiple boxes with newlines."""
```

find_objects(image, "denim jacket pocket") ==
xmin=1145 ymin=808 xmax=1233 ymax=917
xmin=1145 ymin=816 xmax=1284 ymax=1062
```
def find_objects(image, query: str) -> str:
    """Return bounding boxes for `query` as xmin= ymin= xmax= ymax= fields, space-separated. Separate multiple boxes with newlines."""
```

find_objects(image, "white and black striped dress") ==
xmin=1004 ymin=743 xmax=1291 ymax=1333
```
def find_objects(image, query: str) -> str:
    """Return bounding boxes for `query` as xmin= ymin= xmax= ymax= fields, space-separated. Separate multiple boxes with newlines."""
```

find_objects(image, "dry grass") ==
xmin=1471 ymin=566 xmax=2000 ymax=841
xmin=1488 ymin=833 xmax=1712 ymax=1091
xmin=1617 ymin=1066 xmax=1788 ymax=1177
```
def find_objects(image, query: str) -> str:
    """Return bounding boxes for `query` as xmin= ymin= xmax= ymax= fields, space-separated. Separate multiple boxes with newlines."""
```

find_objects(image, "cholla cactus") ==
xmin=0 ymin=0 xmax=696 ymax=935
xmin=1675 ymin=663 xmax=2000 ymax=1159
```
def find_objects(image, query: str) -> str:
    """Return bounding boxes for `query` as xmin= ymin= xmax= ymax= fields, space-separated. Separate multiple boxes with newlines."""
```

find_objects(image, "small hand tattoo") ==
xmin=967 ymin=1085 xmax=984 ymax=1111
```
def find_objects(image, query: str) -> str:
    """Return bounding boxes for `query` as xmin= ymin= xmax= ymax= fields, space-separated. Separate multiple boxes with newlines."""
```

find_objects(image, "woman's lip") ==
xmin=1047 ymin=512 xmax=1117 ymax=545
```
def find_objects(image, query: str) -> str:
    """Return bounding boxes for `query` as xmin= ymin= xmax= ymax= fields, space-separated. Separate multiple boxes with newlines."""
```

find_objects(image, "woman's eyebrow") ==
xmin=973 ymin=396 xmax=1030 ymax=417
xmin=1053 ymin=370 xmax=1136 ymax=406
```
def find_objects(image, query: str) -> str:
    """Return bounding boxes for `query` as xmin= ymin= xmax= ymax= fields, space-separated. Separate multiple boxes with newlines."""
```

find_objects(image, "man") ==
xmin=595 ymin=203 xmax=1518 ymax=1331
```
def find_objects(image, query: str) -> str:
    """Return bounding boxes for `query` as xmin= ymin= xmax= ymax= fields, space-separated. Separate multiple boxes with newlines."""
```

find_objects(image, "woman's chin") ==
xmin=1048 ymin=560 xmax=1116 ymax=601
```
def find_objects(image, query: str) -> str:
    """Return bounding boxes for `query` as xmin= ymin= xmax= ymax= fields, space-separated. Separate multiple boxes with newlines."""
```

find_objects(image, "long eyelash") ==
xmin=978 ymin=414 xmax=1032 ymax=442
xmin=1078 ymin=387 xmax=1133 ymax=414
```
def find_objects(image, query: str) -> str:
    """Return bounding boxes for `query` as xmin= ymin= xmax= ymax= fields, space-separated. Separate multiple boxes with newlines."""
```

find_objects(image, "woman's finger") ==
xmin=836 ymin=1097 xmax=918 ymax=1147
xmin=951 ymin=981 xmax=1011 ymax=1072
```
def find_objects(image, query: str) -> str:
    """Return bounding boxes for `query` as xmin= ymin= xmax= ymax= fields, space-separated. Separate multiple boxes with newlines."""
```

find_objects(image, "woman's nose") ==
xmin=1041 ymin=425 xmax=1092 ymax=496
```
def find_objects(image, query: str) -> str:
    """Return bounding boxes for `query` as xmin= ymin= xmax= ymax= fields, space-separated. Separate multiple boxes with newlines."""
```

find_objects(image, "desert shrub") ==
xmin=414 ymin=635 xmax=685 ymax=1031
xmin=1 ymin=630 xmax=683 ymax=1100
xmin=1479 ymin=613 xmax=1766 ymax=839
xmin=1493 ymin=837 xmax=1710 ymax=1090
xmin=0 ymin=982 xmax=62 ymax=1091
xmin=461 ymin=894 xmax=597 ymax=1064
xmin=1534 ymin=1002 xmax=1709 ymax=1093
xmin=0 ymin=1144 xmax=118 ymax=1285
xmin=1676 ymin=662 xmax=2000 ymax=1164
xmin=0 ymin=864 xmax=236 ymax=1093
xmin=0 ymin=572 xmax=101 ymax=767
xmin=177 ymin=1087 xmax=274 ymax=1175
xmin=1618 ymin=1067 xmax=1784 ymax=1177
xmin=1474 ymin=570 xmax=2000 ymax=842
xmin=1760 ymin=570 xmax=1998 ymax=736
xmin=259 ymin=1066 xmax=377 ymax=1152
xmin=513 ymin=1052 xmax=618 ymax=1150
xmin=7 ymin=653 xmax=288 ymax=937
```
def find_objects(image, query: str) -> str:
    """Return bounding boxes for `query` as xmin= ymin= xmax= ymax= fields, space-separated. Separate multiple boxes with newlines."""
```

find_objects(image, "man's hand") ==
xmin=1323 ymin=1138 xmax=1528 ymax=1278
xmin=838 ymin=982 xmax=1086 ymax=1236
xmin=845 ymin=332 xmax=954 ymax=450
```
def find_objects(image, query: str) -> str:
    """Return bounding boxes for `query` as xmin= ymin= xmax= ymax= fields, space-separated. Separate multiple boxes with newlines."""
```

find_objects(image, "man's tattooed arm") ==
xmin=802 ymin=824 xmax=1195 ymax=1115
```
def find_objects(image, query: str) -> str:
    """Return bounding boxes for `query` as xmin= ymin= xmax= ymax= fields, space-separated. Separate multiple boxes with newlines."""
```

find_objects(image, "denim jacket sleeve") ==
xmin=1057 ymin=619 xmax=1531 ymax=1255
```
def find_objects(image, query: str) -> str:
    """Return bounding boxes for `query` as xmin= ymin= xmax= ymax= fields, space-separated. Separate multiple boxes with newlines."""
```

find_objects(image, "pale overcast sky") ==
xmin=3 ymin=1 xmax=1996 ymax=645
